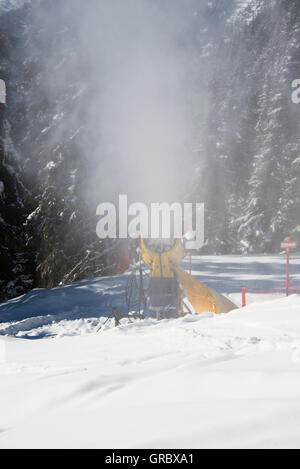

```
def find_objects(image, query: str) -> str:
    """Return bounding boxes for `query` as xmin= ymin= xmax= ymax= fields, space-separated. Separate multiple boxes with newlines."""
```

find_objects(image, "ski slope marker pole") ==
xmin=286 ymin=246 xmax=290 ymax=297
xmin=281 ymin=237 xmax=297 ymax=297
xmin=242 ymin=287 xmax=246 ymax=307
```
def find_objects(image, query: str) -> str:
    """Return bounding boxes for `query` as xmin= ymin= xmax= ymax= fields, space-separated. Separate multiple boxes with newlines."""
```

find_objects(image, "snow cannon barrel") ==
xmin=171 ymin=265 xmax=238 ymax=315
xmin=140 ymin=238 xmax=184 ymax=278
xmin=140 ymin=238 xmax=184 ymax=319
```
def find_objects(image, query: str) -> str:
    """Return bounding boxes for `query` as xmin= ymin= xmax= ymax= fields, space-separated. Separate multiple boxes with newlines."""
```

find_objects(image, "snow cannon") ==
xmin=140 ymin=238 xmax=237 ymax=317
xmin=140 ymin=238 xmax=184 ymax=319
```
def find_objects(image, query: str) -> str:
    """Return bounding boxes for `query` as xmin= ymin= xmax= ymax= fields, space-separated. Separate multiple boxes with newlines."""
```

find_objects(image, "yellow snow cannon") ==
xmin=140 ymin=237 xmax=184 ymax=279
xmin=140 ymin=237 xmax=237 ymax=317
xmin=140 ymin=238 xmax=184 ymax=319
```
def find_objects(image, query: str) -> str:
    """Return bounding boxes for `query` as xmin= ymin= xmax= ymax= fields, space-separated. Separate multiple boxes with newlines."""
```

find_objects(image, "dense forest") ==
xmin=0 ymin=0 xmax=299 ymax=300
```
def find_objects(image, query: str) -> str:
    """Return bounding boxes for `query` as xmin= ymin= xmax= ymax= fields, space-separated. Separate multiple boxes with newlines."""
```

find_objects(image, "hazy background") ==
xmin=0 ymin=0 xmax=299 ymax=298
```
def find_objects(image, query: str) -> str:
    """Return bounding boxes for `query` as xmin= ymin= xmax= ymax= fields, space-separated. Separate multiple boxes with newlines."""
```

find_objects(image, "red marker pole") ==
xmin=242 ymin=287 xmax=246 ymax=307
xmin=281 ymin=237 xmax=297 ymax=296
xmin=286 ymin=245 xmax=290 ymax=297
xmin=281 ymin=236 xmax=297 ymax=297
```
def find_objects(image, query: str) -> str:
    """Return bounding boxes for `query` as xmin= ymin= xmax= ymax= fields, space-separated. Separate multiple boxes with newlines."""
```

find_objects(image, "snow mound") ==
xmin=0 ymin=274 xmax=128 ymax=331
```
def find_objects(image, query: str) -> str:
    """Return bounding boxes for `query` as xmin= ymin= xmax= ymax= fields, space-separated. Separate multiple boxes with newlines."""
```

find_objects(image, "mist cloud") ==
xmin=33 ymin=0 xmax=212 ymax=206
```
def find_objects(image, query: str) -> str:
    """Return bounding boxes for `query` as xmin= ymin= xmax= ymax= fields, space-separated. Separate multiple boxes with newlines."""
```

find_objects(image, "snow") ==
xmin=0 ymin=0 xmax=27 ymax=15
xmin=45 ymin=161 xmax=56 ymax=170
xmin=1 ymin=255 xmax=300 ymax=448
xmin=0 ymin=180 xmax=4 ymax=198
xmin=229 ymin=0 xmax=263 ymax=25
xmin=0 ymin=79 xmax=5 ymax=104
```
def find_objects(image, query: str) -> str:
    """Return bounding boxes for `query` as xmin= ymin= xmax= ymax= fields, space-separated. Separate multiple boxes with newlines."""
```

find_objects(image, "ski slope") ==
xmin=1 ymin=255 xmax=300 ymax=448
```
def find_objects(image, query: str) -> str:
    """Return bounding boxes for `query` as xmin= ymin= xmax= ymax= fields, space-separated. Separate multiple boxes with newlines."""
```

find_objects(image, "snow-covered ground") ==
xmin=1 ymin=254 xmax=300 ymax=448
